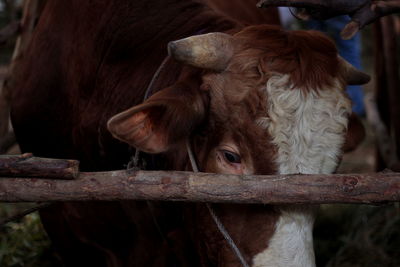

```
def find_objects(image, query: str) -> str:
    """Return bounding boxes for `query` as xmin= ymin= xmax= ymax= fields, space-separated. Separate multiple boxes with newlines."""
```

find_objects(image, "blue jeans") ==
xmin=308 ymin=16 xmax=365 ymax=116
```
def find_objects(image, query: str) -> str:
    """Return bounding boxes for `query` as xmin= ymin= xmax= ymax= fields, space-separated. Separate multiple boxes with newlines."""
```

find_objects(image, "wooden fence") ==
xmin=0 ymin=154 xmax=399 ymax=205
xmin=0 ymin=0 xmax=399 ymax=207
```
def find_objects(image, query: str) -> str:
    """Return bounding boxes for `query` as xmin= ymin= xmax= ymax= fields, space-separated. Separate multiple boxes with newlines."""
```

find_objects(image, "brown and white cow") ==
xmin=10 ymin=1 xmax=369 ymax=266
xmin=107 ymin=26 xmax=369 ymax=266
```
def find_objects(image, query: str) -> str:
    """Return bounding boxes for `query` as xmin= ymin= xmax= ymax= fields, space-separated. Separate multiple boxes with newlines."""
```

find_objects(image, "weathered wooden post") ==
xmin=374 ymin=15 xmax=400 ymax=170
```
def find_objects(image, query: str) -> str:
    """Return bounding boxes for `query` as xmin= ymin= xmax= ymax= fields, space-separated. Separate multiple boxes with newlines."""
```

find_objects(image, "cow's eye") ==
xmin=221 ymin=150 xmax=241 ymax=164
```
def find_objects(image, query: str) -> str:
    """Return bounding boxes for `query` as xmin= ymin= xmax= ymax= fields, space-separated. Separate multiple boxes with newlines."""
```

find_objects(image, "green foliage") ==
xmin=0 ymin=204 xmax=60 ymax=267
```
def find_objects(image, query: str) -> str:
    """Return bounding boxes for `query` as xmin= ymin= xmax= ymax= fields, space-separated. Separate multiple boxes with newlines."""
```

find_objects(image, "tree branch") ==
xmin=258 ymin=0 xmax=400 ymax=39
xmin=0 ymin=169 xmax=399 ymax=204
xmin=0 ymin=154 xmax=80 ymax=179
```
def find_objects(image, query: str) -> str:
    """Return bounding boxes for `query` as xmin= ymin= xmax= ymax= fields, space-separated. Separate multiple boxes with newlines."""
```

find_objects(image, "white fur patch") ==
xmin=252 ymin=207 xmax=316 ymax=267
xmin=260 ymin=74 xmax=351 ymax=175
xmin=252 ymin=74 xmax=351 ymax=267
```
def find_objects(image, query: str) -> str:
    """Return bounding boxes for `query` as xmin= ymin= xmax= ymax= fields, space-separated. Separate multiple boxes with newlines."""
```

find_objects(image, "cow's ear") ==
xmin=342 ymin=113 xmax=365 ymax=152
xmin=107 ymin=80 xmax=207 ymax=154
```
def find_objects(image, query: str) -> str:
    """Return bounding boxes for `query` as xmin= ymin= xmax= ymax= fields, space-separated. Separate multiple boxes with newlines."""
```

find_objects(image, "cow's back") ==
xmin=11 ymin=0 xmax=234 ymax=171
xmin=206 ymin=0 xmax=280 ymax=26
xmin=10 ymin=1 xmax=279 ymax=266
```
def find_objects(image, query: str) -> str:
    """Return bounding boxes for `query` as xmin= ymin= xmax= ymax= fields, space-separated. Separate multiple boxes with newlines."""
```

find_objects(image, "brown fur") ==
xmin=10 ymin=1 xmax=282 ymax=267
xmin=11 ymin=1 xmax=352 ymax=267
xmin=185 ymin=204 xmax=281 ymax=266
xmin=231 ymin=26 xmax=340 ymax=90
xmin=108 ymin=25 xmax=345 ymax=266
xmin=205 ymin=0 xmax=281 ymax=26
xmin=342 ymin=113 xmax=366 ymax=152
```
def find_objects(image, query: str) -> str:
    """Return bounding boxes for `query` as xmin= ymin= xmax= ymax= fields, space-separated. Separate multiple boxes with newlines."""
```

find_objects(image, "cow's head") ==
xmin=107 ymin=25 xmax=369 ymax=176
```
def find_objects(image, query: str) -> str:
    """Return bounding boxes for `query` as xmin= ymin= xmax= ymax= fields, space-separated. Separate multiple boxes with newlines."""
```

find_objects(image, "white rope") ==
xmin=185 ymin=139 xmax=250 ymax=267
xmin=132 ymin=54 xmax=250 ymax=267
xmin=128 ymin=56 xmax=171 ymax=171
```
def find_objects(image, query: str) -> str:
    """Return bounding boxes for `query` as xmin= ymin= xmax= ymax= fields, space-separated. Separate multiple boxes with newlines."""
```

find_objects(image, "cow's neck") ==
xmin=252 ymin=206 xmax=316 ymax=267
xmin=253 ymin=74 xmax=351 ymax=267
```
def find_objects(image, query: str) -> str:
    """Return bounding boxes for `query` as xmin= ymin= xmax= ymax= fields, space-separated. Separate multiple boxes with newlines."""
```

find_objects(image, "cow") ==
xmin=10 ymin=1 xmax=369 ymax=266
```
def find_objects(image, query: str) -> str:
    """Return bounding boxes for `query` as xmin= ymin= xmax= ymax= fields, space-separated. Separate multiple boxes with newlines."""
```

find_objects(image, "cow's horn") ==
xmin=168 ymin=32 xmax=234 ymax=72
xmin=339 ymin=56 xmax=371 ymax=85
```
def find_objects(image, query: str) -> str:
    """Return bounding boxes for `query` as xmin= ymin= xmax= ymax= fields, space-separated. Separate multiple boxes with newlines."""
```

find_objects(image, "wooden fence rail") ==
xmin=0 ymin=166 xmax=399 ymax=204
